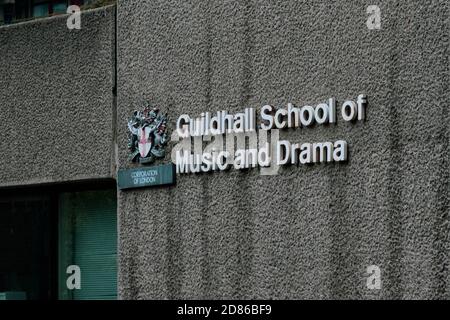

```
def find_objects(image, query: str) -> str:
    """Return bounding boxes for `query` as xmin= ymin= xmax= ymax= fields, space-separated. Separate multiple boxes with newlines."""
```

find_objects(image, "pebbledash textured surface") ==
xmin=117 ymin=0 xmax=449 ymax=299
xmin=0 ymin=6 xmax=116 ymax=187
xmin=0 ymin=0 xmax=447 ymax=300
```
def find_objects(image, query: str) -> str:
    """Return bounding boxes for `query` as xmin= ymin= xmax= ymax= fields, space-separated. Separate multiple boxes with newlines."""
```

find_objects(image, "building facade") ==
xmin=0 ymin=1 xmax=448 ymax=299
xmin=0 ymin=0 xmax=89 ymax=25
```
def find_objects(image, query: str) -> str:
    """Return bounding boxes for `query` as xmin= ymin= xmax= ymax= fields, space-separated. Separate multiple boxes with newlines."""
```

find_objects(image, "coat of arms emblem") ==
xmin=127 ymin=104 xmax=168 ymax=165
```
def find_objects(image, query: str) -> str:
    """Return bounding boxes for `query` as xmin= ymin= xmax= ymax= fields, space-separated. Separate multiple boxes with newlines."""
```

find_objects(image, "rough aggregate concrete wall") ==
xmin=0 ymin=6 xmax=116 ymax=187
xmin=117 ymin=0 xmax=449 ymax=299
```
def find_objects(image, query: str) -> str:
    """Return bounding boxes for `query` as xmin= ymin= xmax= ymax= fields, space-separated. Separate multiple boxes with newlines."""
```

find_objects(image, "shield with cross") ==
xmin=138 ymin=126 xmax=153 ymax=158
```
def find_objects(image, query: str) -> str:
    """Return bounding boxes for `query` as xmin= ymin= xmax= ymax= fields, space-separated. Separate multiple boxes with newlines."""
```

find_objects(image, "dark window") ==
xmin=1 ymin=1 xmax=86 ymax=24
xmin=2 ymin=3 xmax=14 ymax=24
xmin=0 ymin=196 xmax=56 ymax=300
xmin=0 ymin=183 xmax=117 ymax=300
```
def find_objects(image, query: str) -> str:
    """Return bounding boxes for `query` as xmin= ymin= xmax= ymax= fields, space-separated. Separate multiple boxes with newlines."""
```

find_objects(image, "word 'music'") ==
xmin=176 ymin=140 xmax=347 ymax=174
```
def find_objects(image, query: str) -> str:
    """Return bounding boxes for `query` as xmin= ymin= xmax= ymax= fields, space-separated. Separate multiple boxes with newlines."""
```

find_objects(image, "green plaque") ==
xmin=118 ymin=164 xmax=175 ymax=190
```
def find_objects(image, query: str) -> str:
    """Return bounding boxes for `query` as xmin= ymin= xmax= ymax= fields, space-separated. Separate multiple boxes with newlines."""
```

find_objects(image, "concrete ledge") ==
xmin=0 ymin=5 xmax=116 ymax=187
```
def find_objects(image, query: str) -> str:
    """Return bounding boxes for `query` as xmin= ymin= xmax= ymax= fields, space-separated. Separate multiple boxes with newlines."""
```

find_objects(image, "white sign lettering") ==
xmin=172 ymin=94 xmax=367 ymax=174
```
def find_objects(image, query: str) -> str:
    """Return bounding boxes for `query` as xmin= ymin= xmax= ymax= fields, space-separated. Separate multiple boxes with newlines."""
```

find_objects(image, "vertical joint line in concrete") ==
xmin=111 ymin=4 xmax=118 ymax=179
